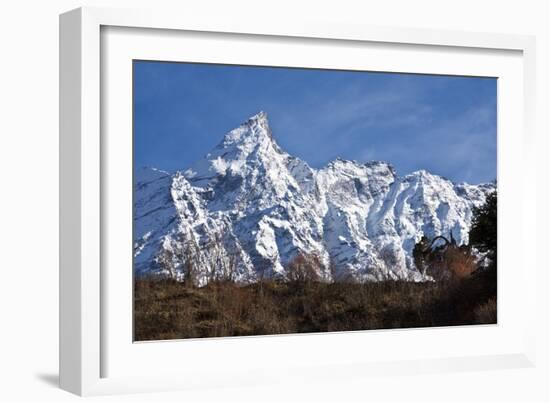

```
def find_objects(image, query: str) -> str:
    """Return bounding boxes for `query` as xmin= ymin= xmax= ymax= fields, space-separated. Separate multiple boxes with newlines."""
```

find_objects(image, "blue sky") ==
xmin=134 ymin=61 xmax=496 ymax=184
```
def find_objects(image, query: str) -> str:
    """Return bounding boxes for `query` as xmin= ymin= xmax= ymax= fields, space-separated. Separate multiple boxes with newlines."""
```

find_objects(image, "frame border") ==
xmin=59 ymin=6 xmax=537 ymax=396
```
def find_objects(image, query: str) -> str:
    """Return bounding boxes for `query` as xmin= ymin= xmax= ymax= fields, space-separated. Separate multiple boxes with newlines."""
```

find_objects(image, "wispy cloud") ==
xmin=271 ymin=74 xmax=496 ymax=183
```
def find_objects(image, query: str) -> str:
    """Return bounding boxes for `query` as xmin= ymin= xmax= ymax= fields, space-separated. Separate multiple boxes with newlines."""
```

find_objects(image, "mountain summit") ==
xmin=134 ymin=112 xmax=495 ymax=285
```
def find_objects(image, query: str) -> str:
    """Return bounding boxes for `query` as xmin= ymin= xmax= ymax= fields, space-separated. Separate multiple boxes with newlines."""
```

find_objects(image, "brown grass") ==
xmin=474 ymin=298 xmax=497 ymax=324
xmin=134 ymin=266 xmax=496 ymax=341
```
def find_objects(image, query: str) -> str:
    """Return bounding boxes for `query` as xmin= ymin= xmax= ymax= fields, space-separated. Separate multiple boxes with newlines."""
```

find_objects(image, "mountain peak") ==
xmin=135 ymin=112 xmax=495 ymax=285
xmin=247 ymin=110 xmax=268 ymax=123
xmin=219 ymin=111 xmax=274 ymax=148
xmin=406 ymin=169 xmax=453 ymax=185
xmin=184 ymin=112 xmax=285 ymax=185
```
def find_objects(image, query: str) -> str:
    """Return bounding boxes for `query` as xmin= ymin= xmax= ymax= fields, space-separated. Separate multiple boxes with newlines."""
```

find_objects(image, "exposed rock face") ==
xmin=134 ymin=112 xmax=494 ymax=285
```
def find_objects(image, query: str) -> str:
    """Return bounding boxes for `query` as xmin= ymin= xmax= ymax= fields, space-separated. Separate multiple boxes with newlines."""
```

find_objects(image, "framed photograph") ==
xmin=60 ymin=7 xmax=537 ymax=396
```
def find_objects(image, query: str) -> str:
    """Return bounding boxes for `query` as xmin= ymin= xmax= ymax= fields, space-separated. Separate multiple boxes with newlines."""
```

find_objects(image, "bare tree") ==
xmin=200 ymin=227 xmax=242 ymax=284
xmin=329 ymin=258 xmax=339 ymax=283
xmin=182 ymin=238 xmax=199 ymax=287
xmin=286 ymin=253 xmax=321 ymax=284
xmin=156 ymin=246 xmax=176 ymax=279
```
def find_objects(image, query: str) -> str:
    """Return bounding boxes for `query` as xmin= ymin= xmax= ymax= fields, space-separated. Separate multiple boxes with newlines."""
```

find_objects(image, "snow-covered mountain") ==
xmin=134 ymin=111 xmax=495 ymax=285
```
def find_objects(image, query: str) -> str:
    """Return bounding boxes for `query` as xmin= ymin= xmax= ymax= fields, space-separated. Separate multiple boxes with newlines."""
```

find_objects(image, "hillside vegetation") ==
xmin=135 ymin=266 xmax=495 ymax=341
xmin=134 ymin=191 xmax=497 ymax=341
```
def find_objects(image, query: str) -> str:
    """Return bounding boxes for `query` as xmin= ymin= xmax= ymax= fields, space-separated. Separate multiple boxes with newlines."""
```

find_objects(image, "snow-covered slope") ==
xmin=134 ymin=112 xmax=494 ymax=284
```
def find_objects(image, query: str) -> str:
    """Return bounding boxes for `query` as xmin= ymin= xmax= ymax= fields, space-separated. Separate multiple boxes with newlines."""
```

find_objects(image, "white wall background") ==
xmin=0 ymin=0 xmax=548 ymax=401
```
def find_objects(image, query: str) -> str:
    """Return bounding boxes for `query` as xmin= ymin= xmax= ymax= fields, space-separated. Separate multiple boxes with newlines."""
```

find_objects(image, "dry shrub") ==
xmin=425 ymin=246 xmax=476 ymax=282
xmin=474 ymin=298 xmax=497 ymax=324
xmin=445 ymin=247 xmax=477 ymax=279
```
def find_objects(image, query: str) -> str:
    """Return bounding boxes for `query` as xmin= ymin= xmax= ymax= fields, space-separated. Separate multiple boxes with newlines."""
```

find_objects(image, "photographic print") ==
xmin=133 ymin=61 xmax=497 ymax=341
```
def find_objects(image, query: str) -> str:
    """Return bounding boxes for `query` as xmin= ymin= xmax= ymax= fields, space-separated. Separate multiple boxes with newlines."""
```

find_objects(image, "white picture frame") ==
xmin=59 ymin=6 xmax=537 ymax=396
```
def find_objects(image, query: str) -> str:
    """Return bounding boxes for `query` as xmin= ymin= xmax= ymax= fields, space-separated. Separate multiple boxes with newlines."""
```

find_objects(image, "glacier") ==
xmin=134 ymin=111 xmax=495 ymax=285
